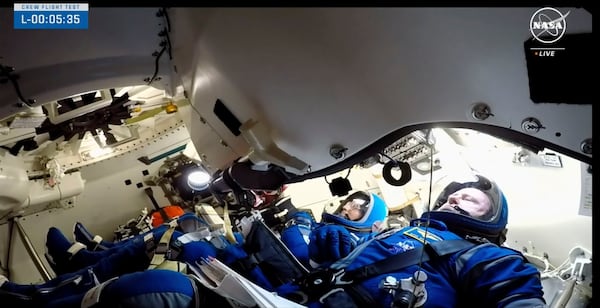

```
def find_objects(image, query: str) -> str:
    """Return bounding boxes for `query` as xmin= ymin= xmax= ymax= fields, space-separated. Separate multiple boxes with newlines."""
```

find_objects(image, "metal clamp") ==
xmin=379 ymin=271 xmax=429 ymax=308
xmin=154 ymin=242 xmax=169 ymax=255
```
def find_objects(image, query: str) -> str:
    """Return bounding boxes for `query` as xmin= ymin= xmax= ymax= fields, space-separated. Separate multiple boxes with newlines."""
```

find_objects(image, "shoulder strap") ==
xmin=148 ymin=226 xmax=176 ymax=269
xmin=344 ymin=239 xmax=476 ymax=282
xmin=334 ymin=239 xmax=476 ymax=307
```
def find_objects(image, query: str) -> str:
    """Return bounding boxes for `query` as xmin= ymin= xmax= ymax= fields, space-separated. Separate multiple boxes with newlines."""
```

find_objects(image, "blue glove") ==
xmin=309 ymin=224 xmax=356 ymax=265
xmin=178 ymin=240 xmax=218 ymax=264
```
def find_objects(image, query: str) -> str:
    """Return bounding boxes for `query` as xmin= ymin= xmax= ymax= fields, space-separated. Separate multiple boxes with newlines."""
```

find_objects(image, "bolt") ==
xmin=471 ymin=103 xmax=494 ymax=120
xmin=329 ymin=144 xmax=348 ymax=160
xmin=521 ymin=117 xmax=545 ymax=133
xmin=580 ymin=138 xmax=592 ymax=154
xmin=413 ymin=270 xmax=428 ymax=284
xmin=379 ymin=276 xmax=398 ymax=291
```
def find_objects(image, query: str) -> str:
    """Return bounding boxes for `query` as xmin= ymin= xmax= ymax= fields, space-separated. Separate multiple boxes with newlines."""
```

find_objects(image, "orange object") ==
xmin=151 ymin=205 xmax=185 ymax=227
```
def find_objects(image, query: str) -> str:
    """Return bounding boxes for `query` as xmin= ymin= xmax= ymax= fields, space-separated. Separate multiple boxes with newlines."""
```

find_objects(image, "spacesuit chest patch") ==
xmin=403 ymin=227 xmax=442 ymax=244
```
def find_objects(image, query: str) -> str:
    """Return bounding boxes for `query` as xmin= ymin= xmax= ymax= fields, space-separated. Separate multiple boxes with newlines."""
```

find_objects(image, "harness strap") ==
xmin=333 ymin=240 xmax=475 ymax=307
xmin=344 ymin=239 xmax=475 ymax=281
xmin=344 ymin=283 xmax=377 ymax=308
xmin=346 ymin=247 xmax=427 ymax=282
xmin=300 ymin=238 xmax=477 ymax=306
xmin=36 ymin=273 xmax=84 ymax=295
xmin=428 ymin=239 xmax=477 ymax=256
xmin=148 ymin=226 xmax=176 ymax=269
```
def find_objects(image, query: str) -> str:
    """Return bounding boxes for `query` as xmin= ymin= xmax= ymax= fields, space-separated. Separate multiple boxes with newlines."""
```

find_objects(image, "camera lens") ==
xmin=392 ymin=290 xmax=416 ymax=308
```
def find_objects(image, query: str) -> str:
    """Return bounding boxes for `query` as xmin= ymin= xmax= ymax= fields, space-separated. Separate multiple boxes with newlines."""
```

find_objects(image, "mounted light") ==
xmin=187 ymin=169 xmax=211 ymax=191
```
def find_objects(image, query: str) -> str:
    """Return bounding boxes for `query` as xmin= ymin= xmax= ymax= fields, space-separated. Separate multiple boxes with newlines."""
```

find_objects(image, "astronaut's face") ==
xmin=436 ymin=187 xmax=492 ymax=220
xmin=339 ymin=199 xmax=366 ymax=221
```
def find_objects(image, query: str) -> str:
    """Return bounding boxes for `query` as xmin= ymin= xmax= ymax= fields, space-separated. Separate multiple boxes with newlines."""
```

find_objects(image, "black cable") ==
xmin=161 ymin=8 xmax=173 ymax=59
xmin=164 ymin=30 xmax=173 ymax=60
xmin=147 ymin=8 xmax=173 ymax=85
xmin=379 ymin=151 xmax=396 ymax=164
xmin=0 ymin=65 xmax=35 ymax=107
xmin=379 ymin=151 xmax=411 ymax=186
xmin=147 ymin=45 xmax=166 ymax=85
xmin=382 ymin=160 xmax=411 ymax=187
xmin=161 ymin=7 xmax=171 ymax=32
xmin=323 ymin=167 xmax=351 ymax=184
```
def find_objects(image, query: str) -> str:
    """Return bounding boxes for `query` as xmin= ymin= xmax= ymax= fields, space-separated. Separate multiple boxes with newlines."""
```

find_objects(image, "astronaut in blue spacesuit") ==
xmin=43 ymin=212 xmax=218 ymax=275
xmin=1 ymin=174 xmax=545 ymax=307
xmin=1 ymin=218 xmax=256 ymax=308
xmin=277 ymin=174 xmax=546 ymax=307
xmin=0 ymin=213 xmax=234 ymax=307
xmin=281 ymin=190 xmax=389 ymax=269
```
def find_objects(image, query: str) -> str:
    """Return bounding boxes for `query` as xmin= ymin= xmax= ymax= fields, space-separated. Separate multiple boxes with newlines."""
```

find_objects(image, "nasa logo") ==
xmin=530 ymin=7 xmax=570 ymax=44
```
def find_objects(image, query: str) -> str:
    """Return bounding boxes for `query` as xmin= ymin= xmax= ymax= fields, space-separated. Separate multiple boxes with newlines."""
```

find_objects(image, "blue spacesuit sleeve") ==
xmin=280 ymin=211 xmax=316 ymax=267
xmin=453 ymin=243 xmax=546 ymax=307
xmin=281 ymin=225 xmax=311 ymax=267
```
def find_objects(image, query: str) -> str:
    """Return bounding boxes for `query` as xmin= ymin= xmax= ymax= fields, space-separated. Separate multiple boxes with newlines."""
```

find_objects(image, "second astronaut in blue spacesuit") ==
xmin=281 ymin=190 xmax=390 ymax=270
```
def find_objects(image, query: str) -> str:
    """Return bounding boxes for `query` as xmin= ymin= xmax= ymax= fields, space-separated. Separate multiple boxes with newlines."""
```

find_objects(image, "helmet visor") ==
xmin=329 ymin=191 xmax=372 ymax=222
